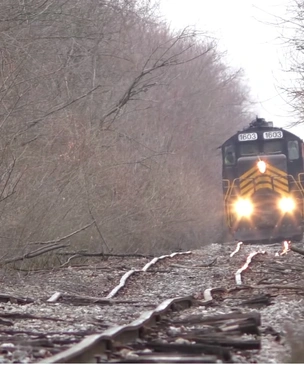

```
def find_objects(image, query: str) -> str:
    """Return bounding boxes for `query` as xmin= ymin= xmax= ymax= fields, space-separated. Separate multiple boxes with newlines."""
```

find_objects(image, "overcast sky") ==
xmin=157 ymin=0 xmax=303 ymax=138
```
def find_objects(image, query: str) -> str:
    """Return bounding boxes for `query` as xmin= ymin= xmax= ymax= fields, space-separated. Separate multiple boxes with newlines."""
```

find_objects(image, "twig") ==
xmin=58 ymin=254 xmax=82 ymax=268
xmin=27 ymin=85 xmax=102 ymax=129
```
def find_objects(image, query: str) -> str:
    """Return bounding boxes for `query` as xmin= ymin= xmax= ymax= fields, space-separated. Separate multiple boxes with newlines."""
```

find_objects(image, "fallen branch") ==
xmin=58 ymin=254 xmax=82 ymax=268
xmin=3 ymin=244 xmax=67 ymax=264
xmin=28 ymin=221 xmax=94 ymax=245
xmin=3 ymin=222 xmax=96 ymax=265
xmin=57 ymin=252 xmax=153 ymax=258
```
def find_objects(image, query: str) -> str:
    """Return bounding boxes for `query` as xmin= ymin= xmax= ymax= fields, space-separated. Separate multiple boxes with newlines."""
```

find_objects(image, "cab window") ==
xmin=224 ymin=145 xmax=236 ymax=165
xmin=288 ymin=140 xmax=299 ymax=160
xmin=239 ymin=142 xmax=259 ymax=156
xmin=263 ymin=140 xmax=282 ymax=154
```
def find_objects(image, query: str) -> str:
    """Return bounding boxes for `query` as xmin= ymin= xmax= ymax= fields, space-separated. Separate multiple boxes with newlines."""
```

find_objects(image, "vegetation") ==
xmin=281 ymin=0 xmax=304 ymax=126
xmin=0 ymin=0 xmax=250 ymax=266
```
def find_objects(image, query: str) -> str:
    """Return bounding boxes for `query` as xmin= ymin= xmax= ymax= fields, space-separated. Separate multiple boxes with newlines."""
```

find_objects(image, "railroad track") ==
xmin=0 ymin=242 xmax=304 ymax=362
xmin=42 ymin=294 xmax=263 ymax=363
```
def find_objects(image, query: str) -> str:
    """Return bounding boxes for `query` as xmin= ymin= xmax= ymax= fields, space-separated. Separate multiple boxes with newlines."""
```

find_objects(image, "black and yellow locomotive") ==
xmin=222 ymin=117 xmax=304 ymax=242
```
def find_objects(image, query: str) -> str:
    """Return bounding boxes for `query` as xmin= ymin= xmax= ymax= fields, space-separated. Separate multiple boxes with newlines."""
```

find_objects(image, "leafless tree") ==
xmin=0 ymin=0 xmax=250 ymax=266
xmin=271 ymin=0 xmax=304 ymax=125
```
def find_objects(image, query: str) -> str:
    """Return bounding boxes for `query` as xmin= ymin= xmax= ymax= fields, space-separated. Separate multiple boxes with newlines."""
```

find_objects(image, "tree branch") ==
xmin=3 ymin=243 xmax=67 ymax=265
xmin=29 ymin=221 xmax=94 ymax=245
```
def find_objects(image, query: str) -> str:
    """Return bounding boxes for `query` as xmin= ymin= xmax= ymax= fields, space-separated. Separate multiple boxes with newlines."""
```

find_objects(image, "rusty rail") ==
xmin=41 ymin=296 xmax=193 ymax=363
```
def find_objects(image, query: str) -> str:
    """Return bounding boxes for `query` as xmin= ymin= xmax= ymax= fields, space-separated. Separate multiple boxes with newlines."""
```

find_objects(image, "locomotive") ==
xmin=221 ymin=117 xmax=304 ymax=242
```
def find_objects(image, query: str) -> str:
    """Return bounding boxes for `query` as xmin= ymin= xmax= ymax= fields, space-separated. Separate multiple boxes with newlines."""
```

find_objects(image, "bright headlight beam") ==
xmin=279 ymin=197 xmax=295 ymax=213
xmin=234 ymin=199 xmax=253 ymax=218
xmin=257 ymin=160 xmax=266 ymax=173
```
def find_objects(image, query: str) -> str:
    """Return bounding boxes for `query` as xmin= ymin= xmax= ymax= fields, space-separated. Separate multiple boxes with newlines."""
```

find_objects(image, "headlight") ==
xmin=234 ymin=199 xmax=253 ymax=218
xmin=278 ymin=197 xmax=295 ymax=213
xmin=257 ymin=160 xmax=266 ymax=173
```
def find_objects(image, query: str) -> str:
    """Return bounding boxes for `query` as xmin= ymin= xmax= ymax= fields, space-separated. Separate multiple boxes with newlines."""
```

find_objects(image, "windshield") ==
xmin=263 ymin=140 xmax=282 ymax=154
xmin=239 ymin=142 xmax=259 ymax=156
xmin=239 ymin=140 xmax=283 ymax=156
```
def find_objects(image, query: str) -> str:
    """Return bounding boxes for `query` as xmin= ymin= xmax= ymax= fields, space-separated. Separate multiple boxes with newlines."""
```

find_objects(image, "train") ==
xmin=221 ymin=117 xmax=304 ymax=243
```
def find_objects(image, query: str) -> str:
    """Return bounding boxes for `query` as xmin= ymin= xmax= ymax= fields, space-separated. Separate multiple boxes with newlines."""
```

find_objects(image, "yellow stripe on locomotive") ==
xmin=239 ymin=162 xmax=289 ymax=198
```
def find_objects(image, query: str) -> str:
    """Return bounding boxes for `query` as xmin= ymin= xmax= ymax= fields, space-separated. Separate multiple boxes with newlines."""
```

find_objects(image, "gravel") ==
xmin=0 ymin=242 xmax=303 ymax=362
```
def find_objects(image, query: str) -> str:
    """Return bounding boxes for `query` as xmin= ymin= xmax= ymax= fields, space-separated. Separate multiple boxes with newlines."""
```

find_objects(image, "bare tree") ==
xmin=271 ymin=0 xmax=304 ymax=125
xmin=0 ymin=0 xmax=250 ymax=265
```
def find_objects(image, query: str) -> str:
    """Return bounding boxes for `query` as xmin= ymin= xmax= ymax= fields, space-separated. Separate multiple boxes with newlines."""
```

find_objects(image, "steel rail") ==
xmin=41 ymin=295 xmax=193 ymax=363
xmin=106 ymin=251 xmax=192 ymax=298
xmin=235 ymin=251 xmax=265 ymax=285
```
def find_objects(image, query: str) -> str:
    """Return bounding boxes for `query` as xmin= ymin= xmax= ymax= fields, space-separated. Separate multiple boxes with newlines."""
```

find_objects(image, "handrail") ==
xmin=297 ymin=173 xmax=304 ymax=218
xmin=223 ymin=179 xmax=231 ymax=202
xmin=298 ymin=173 xmax=304 ymax=193
xmin=289 ymin=174 xmax=304 ymax=197
xmin=224 ymin=178 xmax=239 ymax=227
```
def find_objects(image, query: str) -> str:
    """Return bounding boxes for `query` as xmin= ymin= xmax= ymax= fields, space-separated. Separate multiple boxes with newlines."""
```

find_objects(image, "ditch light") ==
xmin=234 ymin=198 xmax=253 ymax=218
xmin=278 ymin=197 xmax=296 ymax=213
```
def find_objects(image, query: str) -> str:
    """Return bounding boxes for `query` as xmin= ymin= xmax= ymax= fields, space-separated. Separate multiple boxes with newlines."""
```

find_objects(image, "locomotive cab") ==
xmin=222 ymin=117 xmax=304 ymax=242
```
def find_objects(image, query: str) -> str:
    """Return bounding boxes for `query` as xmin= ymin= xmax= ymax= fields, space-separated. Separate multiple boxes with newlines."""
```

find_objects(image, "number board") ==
xmin=263 ymin=131 xmax=283 ymax=139
xmin=238 ymin=132 xmax=258 ymax=142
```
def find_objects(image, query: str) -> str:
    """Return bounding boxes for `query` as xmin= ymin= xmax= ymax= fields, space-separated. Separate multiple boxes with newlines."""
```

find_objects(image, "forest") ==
xmin=0 ymin=0 xmax=254 ymax=265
